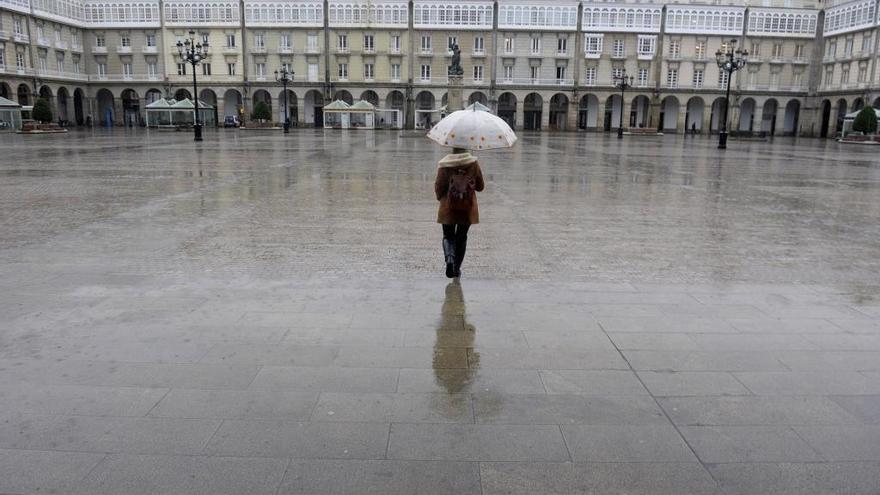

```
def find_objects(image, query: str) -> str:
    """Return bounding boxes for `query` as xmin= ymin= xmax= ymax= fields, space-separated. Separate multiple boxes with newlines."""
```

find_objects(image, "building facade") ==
xmin=1 ymin=0 xmax=879 ymax=136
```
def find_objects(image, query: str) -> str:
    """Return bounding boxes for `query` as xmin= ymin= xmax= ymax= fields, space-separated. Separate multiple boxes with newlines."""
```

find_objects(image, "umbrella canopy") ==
xmin=427 ymin=102 xmax=517 ymax=151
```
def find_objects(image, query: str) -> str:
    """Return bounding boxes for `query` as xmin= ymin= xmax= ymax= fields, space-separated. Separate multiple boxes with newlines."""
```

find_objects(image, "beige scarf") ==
xmin=437 ymin=152 xmax=476 ymax=168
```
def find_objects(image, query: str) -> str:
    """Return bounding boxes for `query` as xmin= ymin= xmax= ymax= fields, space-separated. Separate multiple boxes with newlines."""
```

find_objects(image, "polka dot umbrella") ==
xmin=427 ymin=102 xmax=518 ymax=151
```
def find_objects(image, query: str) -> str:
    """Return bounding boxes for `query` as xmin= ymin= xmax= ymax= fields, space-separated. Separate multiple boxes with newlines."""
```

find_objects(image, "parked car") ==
xmin=223 ymin=116 xmax=240 ymax=128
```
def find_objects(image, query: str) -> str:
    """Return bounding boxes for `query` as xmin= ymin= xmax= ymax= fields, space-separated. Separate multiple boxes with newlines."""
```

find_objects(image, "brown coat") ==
xmin=435 ymin=162 xmax=485 ymax=225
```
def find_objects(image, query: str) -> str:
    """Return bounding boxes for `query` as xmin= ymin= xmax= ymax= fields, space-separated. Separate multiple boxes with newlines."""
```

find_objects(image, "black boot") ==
xmin=442 ymin=238 xmax=456 ymax=278
xmin=453 ymin=235 xmax=467 ymax=278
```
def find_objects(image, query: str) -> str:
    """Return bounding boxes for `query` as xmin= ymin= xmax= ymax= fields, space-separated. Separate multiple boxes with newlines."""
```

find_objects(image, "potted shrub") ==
xmin=852 ymin=106 xmax=877 ymax=136
xmin=251 ymin=102 xmax=271 ymax=124
xmin=32 ymin=98 xmax=53 ymax=124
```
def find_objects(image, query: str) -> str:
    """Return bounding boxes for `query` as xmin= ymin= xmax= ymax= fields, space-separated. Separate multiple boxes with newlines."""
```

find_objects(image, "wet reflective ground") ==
xmin=1 ymin=128 xmax=879 ymax=494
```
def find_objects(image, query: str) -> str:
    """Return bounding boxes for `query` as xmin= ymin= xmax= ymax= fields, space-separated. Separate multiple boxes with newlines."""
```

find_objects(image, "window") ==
xmin=668 ymin=40 xmax=680 ymax=58
xmin=363 ymin=35 xmax=374 ymax=52
xmin=97 ymin=62 xmax=106 ymax=77
xmin=857 ymin=66 xmax=867 ymax=82
xmin=718 ymin=69 xmax=729 ymax=88
xmin=637 ymin=68 xmax=648 ymax=86
xmin=447 ymin=36 xmax=458 ymax=52
xmin=73 ymin=60 xmax=81 ymax=73
xmin=308 ymin=63 xmax=318 ymax=81
xmin=474 ymin=36 xmax=484 ymax=54
xmin=693 ymin=69 xmax=704 ymax=88
xmin=391 ymin=63 xmax=400 ymax=80
xmin=255 ymin=34 xmax=265 ymax=49
xmin=391 ymin=35 xmax=401 ymax=52
xmin=530 ymin=66 xmax=539 ymax=82
xmin=307 ymin=34 xmax=318 ymax=51
xmin=332 ymin=62 xmax=345 ymax=80
xmin=503 ymin=65 xmax=513 ymax=81
xmin=95 ymin=35 xmax=105 ymax=47
xmin=772 ymin=43 xmax=783 ymax=59
xmin=227 ymin=63 xmax=236 ymax=75
xmin=637 ymin=36 xmax=655 ymax=57
xmin=584 ymin=35 xmax=602 ymax=56
xmin=72 ymin=33 xmax=80 ymax=47
xmin=420 ymin=64 xmax=430 ymax=81
xmin=38 ymin=56 xmax=47 ymax=71
xmin=280 ymin=34 xmax=291 ymax=49
xmin=824 ymin=68 xmax=833 ymax=86
xmin=337 ymin=34 xmax=347 ymax=50
xmin=177 ymin=63 xmax=186 ymax=75
xmin=793 ymin=72 xmax=803 ymax=87
xmin=844 ymin=39 xmax=853 ymax=57
xmin=146 ymin=34 xmax=156 ymax=47
xmin=226 ymin=34 xmax=235 ymax=47
xmin=37 ymin=25 xmax=44 ymax=40
xmin=121 ymin=36 xmax=131 ymax=47
xmin=794 ymin=44 xmax=804 ymax=58
xmin=840 ymin=67 xmax=849 ymax=85
xmin=473 ymin=65 xmax=483 ymax=81
xmin=584 ymin=66 xmax=597 ymax=85
xmin=612 ymin=39 xmax=624 ymax=57
xmin=611 ymin=67 xmax=623 ymax=81
xmin=1 ymin=51 xmax=7 ymax=67
xmin=16 ymin=52 xmax=25 ymax=69
xmin=504 ymin=36 xmax=513 ymax=53
xmin=862 ymin=34 xmax=873 ymax=53
xmin=201 ymin=34 xmax=209 ymax=45
xmin=694 ymin=41 xmax=706 ymax=59
xmin=826 ymin=42 xmax=836 ymax=57
xmin=751 ymin=42 xmax=761 ymax=57
xmin=13 ymin=18 xmax=23 ymax=35
xmin=666 ymin=68 xmax=678 ymax=87
xmin=123 ymin=62 xmax=132 ymax=78
xmin=202 ymin=63 xmax=211 ymax=75
xmin=557 ymin=37 xmax=567 ymax=54
xmin=770 ymin=72 xmax=780 ymax=87
xmin=256 ymin=62 xmax=265 ymax=78
xmin=530 ymin=37 xmax=540 ymax=54
xmin=421 ymin=35 xmax=431 ymax=53
xmin=364 ymin=63 xmax=374 ymax=80
xmin=56 ymin=57 xmax=63 ymax=72
xmin=148 ymin=62 xmax=157 ymax=77
xmin=54 ymin=29 xmax=61 ymax=42
xmin=555 ymin=66 xmax=565 ymax=81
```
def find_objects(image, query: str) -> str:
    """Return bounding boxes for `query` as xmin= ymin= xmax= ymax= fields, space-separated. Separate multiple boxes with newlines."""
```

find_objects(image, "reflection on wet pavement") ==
xmin=1 ymin=129 xmax=879 ymax=494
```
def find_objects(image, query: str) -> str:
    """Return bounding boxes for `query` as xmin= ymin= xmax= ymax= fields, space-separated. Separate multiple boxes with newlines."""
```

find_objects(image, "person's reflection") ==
xmin=433 ymin=280 xmax=479 ymax=394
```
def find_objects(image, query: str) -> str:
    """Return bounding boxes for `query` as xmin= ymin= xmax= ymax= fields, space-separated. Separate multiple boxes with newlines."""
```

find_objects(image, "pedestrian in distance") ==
xmin=434 ymin=147 xmax=485 ymax=278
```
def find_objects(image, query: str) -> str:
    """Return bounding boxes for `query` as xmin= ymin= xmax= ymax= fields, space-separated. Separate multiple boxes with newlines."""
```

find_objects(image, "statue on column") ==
xmin=448 ymin=44 xmax=463 ymax=76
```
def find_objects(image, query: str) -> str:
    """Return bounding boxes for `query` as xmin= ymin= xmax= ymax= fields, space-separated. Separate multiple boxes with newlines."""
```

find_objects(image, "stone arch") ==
xmin=0 ymin=82 xmax=10 ymax=100
xmin=630 ymin=95 xmax=650 ymax=128
xmin=761 ymin=98 xmax=779 ymax=135
xmin=873 ymin=97 xmax=880 ymax=109
xmin=73 ymin=88 xmax=85 ymax=125
xmin=549 ymin=93 xmax=568 ymax=130
xmin=199 ymin=89 xmax=218 ymax=127
xmin=497 ymin=92 xmax=516 ymax=127
xmin=578 ymin=94 xmax=599 ymax=130
xmin=174 ymin=88 xmax=192 ymax=100
xmin=56 ymin=87 xmax=70 ymax=123
xmin=523 ymin=93 xmax=543 ymax=130
xmin=359 ymin=90 xmax=379 ymax=106
xmin=660 ymin=95 xmax=679 ymax=132
xmin=835 ymin=98 xmax=848 ymax=135
xmin=121 ymin=88 xmax=140 ymax=127
xmin=252 ymin=89 xmax=272 ymax=120
xmin=278 ymin=89 xmax=297 ymax=125
xmin=685 ymin=96 xmax=704 ymax=133
xmin=820 ymin=99 xmax=831 ymax=138
xmin=17 ymin=84 xmax=31 ymax=106
xmin=416 ymin=91 xmax=436 ymax=128
xmin=223 ymin=89 xmax=242 ymax=119
xmin=783 ymin=99 xmax=800 ymax=136
xmin=333 ymin=89 xmax=353 ymax=105
xmin=468 ymin=91 xmax=488 ymax=106
xmin=605 ymin=94 xmax=623 ymax=131
xmin=852 ymin=98 xmax=864 ymax=111
xmin=145 ymin=88 xmax=163 ymax=105
xmin=709 ymin=97 xmax=726 ymax=132
xmin=96 ymin=88 xmax=115 ymax=126
xmin=385 ymin=90 xmax=405 ymax=128
xmin=738 ymin=98 xmax=756 ymax=133
xmin=304 ymin=89 xmax=324 ymax=127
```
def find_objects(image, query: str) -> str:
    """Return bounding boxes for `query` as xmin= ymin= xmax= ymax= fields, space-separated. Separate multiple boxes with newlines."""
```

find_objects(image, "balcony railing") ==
xmin=278 ymin=46 xmax=292 ymax=53
xmin=13 ymin=33 xmax=30 ymax=43
xmin=223 ymin=46 xmax=239 ymax=54
xmin=70 ymin=43 xmax=83 ymax=52
xmin=416 ymin=76 xmax=448 ymax=84
xmin=117 ymin=45 xmax=132 ymax=54
xmin=637 ymin=52 xmax=654 ymax=60
xmin=419 ymin=48 xmax=433 ymax=55
xmin=251 ymin=45 xmax=267 ymax=53
xmin=336 ymin=46 xmax=349 ymax=53
xmin=306 ymin=45 xmax=320 ymax=54
xmin=36 ymin=37 xmax=51 ymax=46
xmin=34 ymin=68 xmax=89 ymax=80
xmin=0 ymin=31 xmax=9 ymax=40
xmin=584 ymin=50 xmax=601 ymax=59
xmin=89 ymin=73 xmax=161 ymax=82
xmin=363 ymin=46 xmax=375 ymax=54
xmin=142 ymin=46 xmax=158 ymax=54
xmin=498 ymin=78 xmax=574 ymax=86
xmin=92 ymin=46 xmax=107 ymax=54
xmin=389 ymin=47 xmax=401 ymax=54
xmin=55 ymin=40 xmax=67 ymax=49
xmin=473 ymin=49 xmax=486 ymax=56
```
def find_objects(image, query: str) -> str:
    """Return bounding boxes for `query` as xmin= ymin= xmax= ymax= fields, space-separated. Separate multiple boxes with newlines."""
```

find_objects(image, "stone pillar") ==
xmin=677 ymin=106 xmax=688 ymax=134
xmin=541 ymin=100 xmax=550 ymax=130
xmin=775 ymin=105 xmax=786 ymax=137
xmin=405 ymin=87 xmax=415 ymax=130
xmin=566 ymin=100 xmax=579 ymax=131
xmin=702 ymin=106 xmax=712 ymax=134
xmin=447 ymin=75 xmax=464 ymax=112
xmin=515 ymin=100 xmax=524 ymax=130
xmin=113 ymin=98 xmax=124 ymax=126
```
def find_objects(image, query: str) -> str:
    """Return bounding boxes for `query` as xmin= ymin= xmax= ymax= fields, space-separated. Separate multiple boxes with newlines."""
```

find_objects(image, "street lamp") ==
xmin=274 ymin=67 xmax=294 ymax=133
xmin=613 ymin=69 xmax=634 ymax=139
xmin=715 ymin=39 xmax=748 ymax=149
xmin=177 ymin=30 xmax=209 ymax=142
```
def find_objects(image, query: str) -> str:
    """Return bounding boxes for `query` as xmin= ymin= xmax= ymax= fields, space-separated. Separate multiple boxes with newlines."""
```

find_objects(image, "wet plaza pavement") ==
xmin=1 ymin=128 xmax=880 ymax=494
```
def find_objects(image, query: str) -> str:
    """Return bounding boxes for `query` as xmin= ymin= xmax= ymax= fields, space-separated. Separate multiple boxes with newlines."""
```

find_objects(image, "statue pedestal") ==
xmin=447 ymin=75 xmax=464 ymax=113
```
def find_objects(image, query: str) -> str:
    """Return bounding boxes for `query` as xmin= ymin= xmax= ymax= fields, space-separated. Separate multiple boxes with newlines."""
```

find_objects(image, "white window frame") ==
xmin=337 ymin=62 xmax=348 ymax=80
xmin=612 ymin=39 xmax=624 ymax=57
xmin=364 ymin=63 xmax=374 ymax=80
xmin=584 ymin=66 xmax=597 ymax=85
xmin=665 ymin=68 xmax=678 ymax=88
xmin=473 ymin=64 xmax=483 ymax=81
xmin=420 ymin=63 xmax=431 ymax=81
xmin=693 ymin=69 xmax=704 ymax=88
xmin=584 ymin=34 xmax=603 ymax=57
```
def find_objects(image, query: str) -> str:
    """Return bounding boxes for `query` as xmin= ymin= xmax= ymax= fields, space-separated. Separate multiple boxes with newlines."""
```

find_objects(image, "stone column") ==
xmin=702 ymin=106 xmax=712 ymax=134
xmin=566 ymin=99 xmax=579 ymax=131
xmin=447 ymin=75 xmax=464 ymax=112
xmin=113 ymin=97 xmax=124 ymax=126
xmin=677 ymin=106 xmax=688 ymax=134
xmin=775 ymin=105 xmax=786 ymax=137
xmin=541 ymin=100 xmax=550 ymax=130
xmin=515 ymin=99 xmax=524 ymax=130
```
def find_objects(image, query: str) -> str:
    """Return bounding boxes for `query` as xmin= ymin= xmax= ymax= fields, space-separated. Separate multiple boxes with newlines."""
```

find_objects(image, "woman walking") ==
xmin=435 ymin=147 xmax=485 ymax=278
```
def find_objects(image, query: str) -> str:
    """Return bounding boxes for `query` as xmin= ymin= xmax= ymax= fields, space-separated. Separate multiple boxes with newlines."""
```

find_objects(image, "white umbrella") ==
xmin=427 ymin=102 xmax=517 ymax=151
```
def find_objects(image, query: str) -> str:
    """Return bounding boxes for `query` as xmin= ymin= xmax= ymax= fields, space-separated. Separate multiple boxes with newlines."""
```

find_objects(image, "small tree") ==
xmin=251 ymin=101 xmax=271 ymax=122
xmin=32 ymin=98 xmax=53 ymax=123
xmin=852 ymin=106 xmax=877 ymax=135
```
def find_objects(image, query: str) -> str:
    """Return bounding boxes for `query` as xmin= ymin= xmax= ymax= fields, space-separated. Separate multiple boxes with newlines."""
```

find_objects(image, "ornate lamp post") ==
xmin=274 ymin=68 xmax=293 ymax=133
xmin=613 ymin=69 xmax=634 ymax=139
xmin=177 ymin=30 xmax=209 ymax=142
xmin=715 ymin=39 xmax=748 ymax=149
